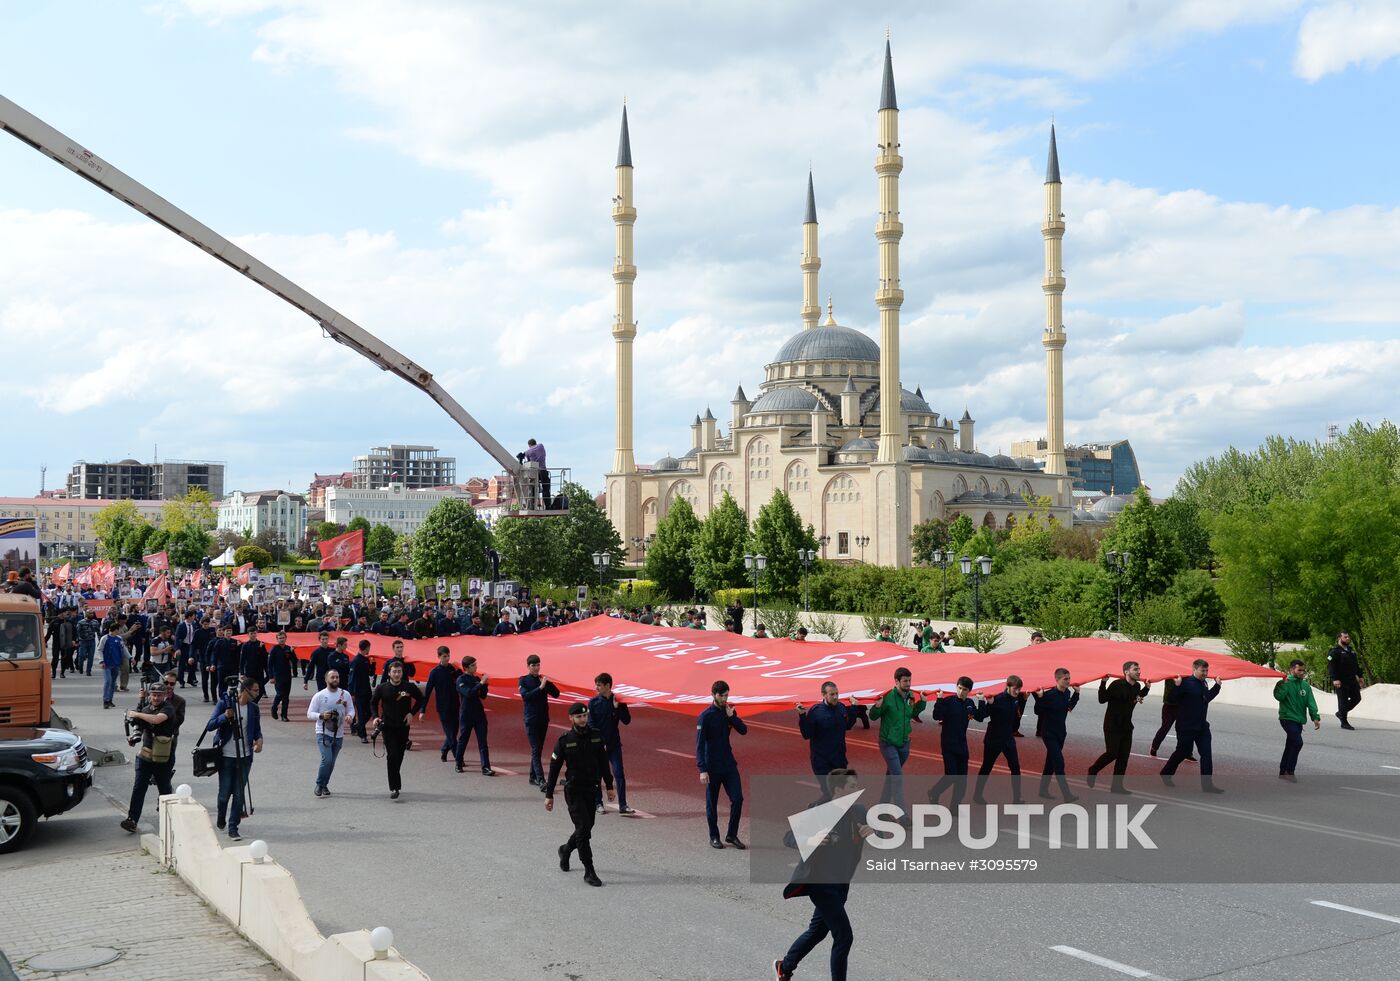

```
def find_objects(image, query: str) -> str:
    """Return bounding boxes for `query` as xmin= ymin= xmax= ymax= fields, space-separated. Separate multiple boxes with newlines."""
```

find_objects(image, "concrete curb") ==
xmin=142 ymin=794 xmax=430 ymax=980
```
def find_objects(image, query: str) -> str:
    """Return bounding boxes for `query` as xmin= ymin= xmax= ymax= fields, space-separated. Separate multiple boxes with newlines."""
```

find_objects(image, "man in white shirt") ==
xmin=307 ymin=669 xmax=355 ymax=798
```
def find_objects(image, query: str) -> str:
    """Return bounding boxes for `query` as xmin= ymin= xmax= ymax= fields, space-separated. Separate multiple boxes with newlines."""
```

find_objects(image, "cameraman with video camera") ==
xmin=371 ymin=659 xmax=423 ymax=799
xmin=119 ymin=682 xmax=178 ymax=833
xmin=206 ymin=678 xmax=263 ymax=841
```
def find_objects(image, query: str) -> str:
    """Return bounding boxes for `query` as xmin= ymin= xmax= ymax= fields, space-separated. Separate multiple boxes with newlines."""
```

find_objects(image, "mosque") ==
xmin=605 ymin=42 xmax=1071 ymax=568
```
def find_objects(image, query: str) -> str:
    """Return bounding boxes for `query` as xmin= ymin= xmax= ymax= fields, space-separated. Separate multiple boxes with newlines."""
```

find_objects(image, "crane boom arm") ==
xmin=0 ymin=93 xmax=521 ymax=478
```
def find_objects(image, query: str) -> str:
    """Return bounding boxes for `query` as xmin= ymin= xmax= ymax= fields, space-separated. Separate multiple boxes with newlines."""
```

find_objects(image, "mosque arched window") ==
xmin=824 ymin=474 xmax=861 ymax=504
xmin=747 ymin=438 xmax=772 ymax=483
xmin=710 ymin=464 xmax=734 ymax=502
xmin=786 ymin=461 xmax=810 ymax=495
xmin=666 ymin=480 xmax=698 ymax=513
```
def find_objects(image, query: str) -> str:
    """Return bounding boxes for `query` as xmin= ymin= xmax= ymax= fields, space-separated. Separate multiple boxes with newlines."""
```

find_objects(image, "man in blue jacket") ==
xmin=589 ymin=672 xmax=635 ymax=814
xmin=1033 ymin=668 xmax=1079 ymax=801
xmin=696 ymin=679 xmax=748 ymax=849
xmin=1160 ymin=659 xmax=1224 ymax=792
xmin=454 ymin=656 xmax=494 ymax=775
xmin=205 ymin=678 xmax=263 ymax=841
xmin=303 ymin=631 xmax=335 ymax=693
xmin=520 ymin=655 xmax=560 ymax=789
xmin=419 ymin=646 xmax=460 ymax=762
xmin=797 ymin=682 xmax=858 ymax=800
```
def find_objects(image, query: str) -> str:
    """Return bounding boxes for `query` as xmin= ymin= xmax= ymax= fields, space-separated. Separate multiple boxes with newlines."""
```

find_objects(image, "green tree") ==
xmin=313 ymin=521 xmax=345 ymax=543
xmin=160 ymin=489 xmax=217 ymax=535
xmin=143 ymin=527 xmax=171 ymax=556
xmin=92 ymin=500 xmax=146 ymax=561
xmin=910 ymin=518 xmax=950 ymax=564
xmin=411 ymin=498 xmax=491 ymax=582
xmin=1165 ymin=569 xmax=1224 ymax=636
xmin=644 ymin=496 xmax=701 ymax=599
xmin=1120 ymin=593 xmax=1201 ymax=647
xmin=120 ymin=522 xmax=155 ymax=563
xmin=234 ymin=544 xmax=273 ymax=569
xmin=555 ymin=482 xmax=623 ymax=586
xmin=1098 ymin=486 xmax=1186 ymax=608
xmin=946 ymin=514 xmax=975 ymax=554
xmin=691 ymin=492 xmax=748 ymax=597
xmin=494 ymin=516 xmax=563 ymax=586
xmin=346 ymin=515 xmax=372 ymax=536
xmin=168 ymin=526 xmax=213 ymax=568
xmin=1157 ymin=497 xmax=1211 ymax=570
xmin=747 ymin=490 xmax=817 ymax=599
xmin=365 ymin=523 xmax=398 ymax=563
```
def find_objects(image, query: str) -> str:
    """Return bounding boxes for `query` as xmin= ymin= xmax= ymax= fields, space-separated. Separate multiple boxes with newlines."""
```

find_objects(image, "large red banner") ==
xmin=253 ymin=620 xmax=1279 ymax=715
xmin=318 ymin=530 xmax=363 ymax=570
xmin=143 ymin=550 xmax=169 ymax=572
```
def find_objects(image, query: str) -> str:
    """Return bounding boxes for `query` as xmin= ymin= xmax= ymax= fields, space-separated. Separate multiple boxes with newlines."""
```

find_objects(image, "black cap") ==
xmin=568 ymin=702 xmax=587 ymax=716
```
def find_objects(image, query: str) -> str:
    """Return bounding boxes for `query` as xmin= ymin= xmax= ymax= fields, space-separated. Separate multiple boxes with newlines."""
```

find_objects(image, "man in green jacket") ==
xmin=869 ymin=666 xmax=926 ymax=817
xmin=1275 ymin=658 xmax=1321 ymax=781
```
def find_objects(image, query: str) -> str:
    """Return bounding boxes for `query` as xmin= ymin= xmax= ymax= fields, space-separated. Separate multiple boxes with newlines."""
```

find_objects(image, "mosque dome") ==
xmin=838 ymin=436 xmax=877 ymax=454
xmin=903 ymin=445 xmax=933 ymax=462
xmin=1016 ymin=457 xmax=1042 ymax=471
xmin=990 ymin=454 xmax=1016 ymax=469
xmin=773 ymin=325 xmax=880 ymax=364
xmin=1091 ymin=494 xmax=1134 ymax=515
xmin=869 ymin=387 xmax=933 ymax=414
xmin=748 ymin=388 xmax=821 ymax=413
xmin=653 ymin=454 xmax=681 ymax=471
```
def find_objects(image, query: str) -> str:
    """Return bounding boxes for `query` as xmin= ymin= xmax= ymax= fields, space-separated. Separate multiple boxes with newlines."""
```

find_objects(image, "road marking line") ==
xmin=1310 ymin=900 xmax=1400 ymax=925
xmin=1341 ymin=786 xmax=1400 ymax=800
xmin=618 ymin=807 xmax=655 ymax=819
xmin=796 ymin=780 xmax=820 ymax=789
xmin=1122 ymin=786 xmax=1400 ymax=849
xmin=1381 ymin=765 xmax=1400 ymax=771
xmin=1050 ymin=945 xmax=1168 ymax=979
xmin=487 ymin=766 xmax=518 ymax=776
xmin=656 ymin=748 xmax=692 ymax=759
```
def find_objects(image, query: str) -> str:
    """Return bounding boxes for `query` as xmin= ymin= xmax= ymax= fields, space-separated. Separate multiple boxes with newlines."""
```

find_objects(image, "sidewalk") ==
xmin=0 ymin=824 xmax=280 ymax=980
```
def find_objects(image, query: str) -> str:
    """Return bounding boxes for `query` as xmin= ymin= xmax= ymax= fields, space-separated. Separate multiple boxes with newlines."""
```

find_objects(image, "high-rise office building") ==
xmin=351 ymin=445 xmax=456 ymax=490
xmin=66 ymin=459 xmax=225 ymax=500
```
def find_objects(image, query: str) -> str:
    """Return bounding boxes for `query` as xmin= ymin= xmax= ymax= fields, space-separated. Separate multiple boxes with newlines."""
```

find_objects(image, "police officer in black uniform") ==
xmin=1328 ymin=631 xmax=1364 ymax=730
xmin=544 ymin=702 xmax=614 ymax=887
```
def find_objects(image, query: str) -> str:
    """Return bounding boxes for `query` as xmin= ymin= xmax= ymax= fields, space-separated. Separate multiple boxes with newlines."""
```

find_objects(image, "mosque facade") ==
xmin=605 ymin=42 xmax=1071 ymax=568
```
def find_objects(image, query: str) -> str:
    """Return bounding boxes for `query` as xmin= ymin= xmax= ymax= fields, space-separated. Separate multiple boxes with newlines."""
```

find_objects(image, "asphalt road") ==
xmin=26 ymin=670 xmax=1400 ymax=981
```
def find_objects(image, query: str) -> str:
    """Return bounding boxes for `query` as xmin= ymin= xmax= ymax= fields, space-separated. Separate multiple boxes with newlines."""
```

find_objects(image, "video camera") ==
xmin=124 ymin=664 xmax=166 ymax=746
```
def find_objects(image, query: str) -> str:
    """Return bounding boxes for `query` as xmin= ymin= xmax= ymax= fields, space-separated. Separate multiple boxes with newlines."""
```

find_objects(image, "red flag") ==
xmin=234 ymin=562 xmax=255 ymax=585
xmin=74 ymin=567 xmax=92 ymax=588
xmin=191 ymin=569 xmax=203 ymax=589
xmin=219 ymin=577 xmax=231 ymax=597
xmin=143 ymin=550 xmax=169 ymax=572
xmin=53 ymin=562 xmax=72 ymax=584
xmin=244 ymin=627 xmax=1282 ymax=716
xmin=143 ymin=573 xmax=170 ymax=601
xmin=318 ymin=529 xmax=364 ymax=570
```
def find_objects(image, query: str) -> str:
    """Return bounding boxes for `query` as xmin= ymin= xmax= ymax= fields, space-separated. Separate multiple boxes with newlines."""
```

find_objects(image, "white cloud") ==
xmin=1294 ymin=1 xmax=1400 ymax=80
xmin=7 ymin=0 xmax=1397 ymax=498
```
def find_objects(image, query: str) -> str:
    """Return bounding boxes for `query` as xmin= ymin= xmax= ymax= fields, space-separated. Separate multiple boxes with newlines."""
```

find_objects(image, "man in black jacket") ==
xmin=419 ymin=646 xmax=460 ymax=762
xmin=370 ymin=660 xmax=423 ymax=799
xmin=544 ymin=702 xmax=614 ymax=886
xmin=347 ymin=640 xmax=375 ymax=741
xmin=454 ymin=656 xmax=493 ymax=774
xmin=1087 ymin=661 xmax=1150 ymax=794
xmin=1160 ymin=659 xmax=1224 ymax=792
xmin=1327 ymin=631 xmax=1364 ymax=730
xmin=303 ymin=632 xmax=334 ymax=692
xmin=973 ymin=675 xmax=1025 ymax=804
xmin=1033 ymin=669 xmax=1079 ymax=801
xmin=267 ymin=630 xmax=297 ymax=721
xmin=928 ymin=676 xmax=977 ymax=808
xmin=589 ymin=672 xmax=634 ymax=814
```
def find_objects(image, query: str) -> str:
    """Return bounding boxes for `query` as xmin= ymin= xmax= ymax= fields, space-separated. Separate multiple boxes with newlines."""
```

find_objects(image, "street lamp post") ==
xmin=855 ymin=534 xmax=870 ymax=563
xmin=960 ymin=554 xmax=993 ymax=630
xmin=630 ymin=533 xmax=655 ymax=564
xmin=744 ymin=552 xmax=767 ymax=631
xmin=591 ymin=551 xmax=611 ymax=590
xmin=798 ymin=547 xmax=817 ymax=612
xmin=1105 ymin=549 xmax=1131 ymax=631
xmin=931 ymin=548 xmax=951 ymax=620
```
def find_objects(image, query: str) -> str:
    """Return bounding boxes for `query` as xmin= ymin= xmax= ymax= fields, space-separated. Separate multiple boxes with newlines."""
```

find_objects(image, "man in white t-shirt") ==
xmin=307 ymin=669 xmax=355 ymax=798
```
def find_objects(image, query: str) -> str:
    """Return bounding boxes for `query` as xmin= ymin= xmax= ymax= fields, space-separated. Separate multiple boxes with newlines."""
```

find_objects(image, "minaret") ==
xmin=1041 ymin=124 xmax=1068 ymax=487
xmin=611 ymin=105 xmax=637 ymax=475
xmin=874 ymin=40 xmax=906 ymax=463
xmin=801 ymin=172 xmax=821 ymax=329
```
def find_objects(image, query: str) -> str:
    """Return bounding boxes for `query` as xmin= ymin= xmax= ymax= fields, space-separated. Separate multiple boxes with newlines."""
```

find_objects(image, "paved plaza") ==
xmin=6 ymin=672 xmax=1398 ymax=980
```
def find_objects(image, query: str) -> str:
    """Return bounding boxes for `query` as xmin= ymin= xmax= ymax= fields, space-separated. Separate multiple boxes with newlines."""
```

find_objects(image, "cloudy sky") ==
xmin=4 ymin=0 xmax=1399 ymax=498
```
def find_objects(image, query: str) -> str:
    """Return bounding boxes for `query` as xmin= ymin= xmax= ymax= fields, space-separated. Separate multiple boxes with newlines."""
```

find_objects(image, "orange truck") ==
xmin=0 ymin=594 xmax=51 ymax=727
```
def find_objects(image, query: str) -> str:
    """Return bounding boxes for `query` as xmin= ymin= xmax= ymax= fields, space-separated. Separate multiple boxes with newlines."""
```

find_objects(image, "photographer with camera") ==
xmin=119 ymin=682 xmax=178 ymax=833
xmin=371 ymin=660 xmax=424 ymax=799
xmin=308 ymin=669 xmax=355 ymax=798
xmin=207 ymin=678 xmax=263 ymax=841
